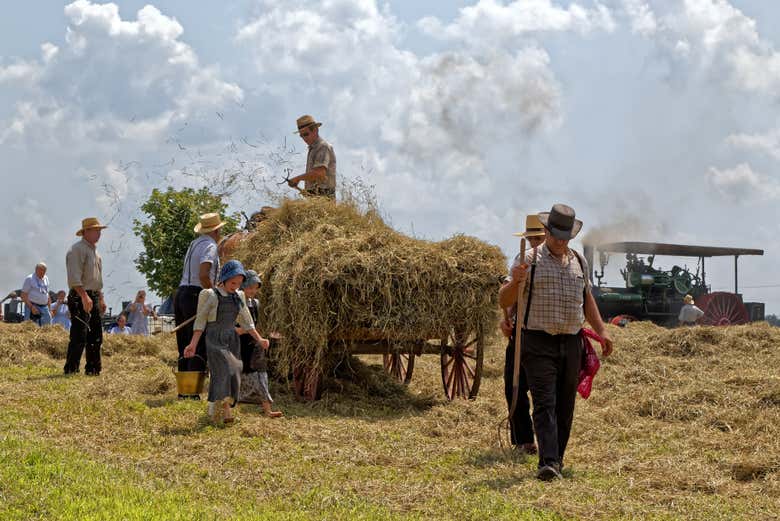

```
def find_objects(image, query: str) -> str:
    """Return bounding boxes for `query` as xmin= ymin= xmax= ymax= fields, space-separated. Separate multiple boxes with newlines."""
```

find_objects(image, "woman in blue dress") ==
xmin=50 ymin=290 xmax=71 ymax=330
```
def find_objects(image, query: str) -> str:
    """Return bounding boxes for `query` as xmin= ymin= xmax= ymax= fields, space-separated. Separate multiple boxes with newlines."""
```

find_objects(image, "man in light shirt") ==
xmin=64 ymin=217 xmax=107 ymax=375
xmin=678 ymin=294 xmax=704 ymax=326
xmin=287 ymin=114 xmax=337 ymax=199
xmin=21 ymin=262 xmax=52 ymax=326
xmin=173 ymin=213 xmax=225 ymax=389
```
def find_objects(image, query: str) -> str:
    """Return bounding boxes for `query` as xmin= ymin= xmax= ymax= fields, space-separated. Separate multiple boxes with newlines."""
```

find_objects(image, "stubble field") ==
xmin=0 ymin=321 xmax=778 ymax=520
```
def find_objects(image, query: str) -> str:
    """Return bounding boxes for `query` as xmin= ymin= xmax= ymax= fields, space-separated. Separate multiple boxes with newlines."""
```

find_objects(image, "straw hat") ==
xmin=538 ymin=204 xmax=582 ymax=240
xmin=683 ymin=294 xmax=694 ymax=305
xmin=194 ymin=213 xmax=226 ymax=234
xmin=513 ymin=214 xmax=545 ymax=238
xmin=76 ymin=217 xmax=108 ymax=236
xmin=294 ymin=114 xmax=322 ymax=134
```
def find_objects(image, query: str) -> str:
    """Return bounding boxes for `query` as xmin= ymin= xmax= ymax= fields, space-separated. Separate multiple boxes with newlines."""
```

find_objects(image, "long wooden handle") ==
xmin=169 ymin=315 xmax=196 ymax=334
xmin=507 ymin=238 xmax=527 ymax=437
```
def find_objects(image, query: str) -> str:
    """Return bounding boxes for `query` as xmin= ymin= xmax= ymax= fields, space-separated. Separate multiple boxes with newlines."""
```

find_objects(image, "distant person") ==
xmin=499 ymin=204 xmax=613 ymax=481
xmin=498 ymin=214 xmax=546 ymax=455
xmin=21 ymin=262 xmax=52 ymax=326
xmin=183 ymin=261 xmax=270 ymax=424
xmin=64 ymin=217 xmax=107 ymax=376
xmin=174 ymin=213 xmax=225 ymax=397
xmin=50 ymin=290 xmax=71 ymax=330
xmin=125 ymin=290 xmax=156 ymax=336
xmin=286 ymin=114 xmax=337 ymax=199
xmin=109 ymin=314 xmax=131 ymax=335
xmin=678 ymin=294 xmax=704 ymax=326
xmin=238 ymin=270 xmax=282 ymax=418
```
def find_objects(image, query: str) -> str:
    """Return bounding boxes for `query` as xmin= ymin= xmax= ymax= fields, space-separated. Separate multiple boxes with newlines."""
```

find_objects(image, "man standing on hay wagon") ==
xmin=64 ymin=217 xmax=107 ymax=376
xmin=286 ymin=114 xmax=337 ymax=199
xmin=499 ymin=204 xmax=613 ymax=481
xmin=499 ymin=214 xmax=546 ymax=455
xmin=174 ymin=213 xmax=225 ymax=397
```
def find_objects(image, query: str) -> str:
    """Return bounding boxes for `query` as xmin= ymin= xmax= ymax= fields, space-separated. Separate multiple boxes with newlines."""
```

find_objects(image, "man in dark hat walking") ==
xmin=499 ymin=204 xmax=613 ymax=481
xmin=287 ymin=114 xmax=337 ymax=199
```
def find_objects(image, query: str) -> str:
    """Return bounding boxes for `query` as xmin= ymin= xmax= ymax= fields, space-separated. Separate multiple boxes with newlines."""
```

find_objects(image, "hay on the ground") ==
xmin=234 ymin=197 xmax=506 ymax=374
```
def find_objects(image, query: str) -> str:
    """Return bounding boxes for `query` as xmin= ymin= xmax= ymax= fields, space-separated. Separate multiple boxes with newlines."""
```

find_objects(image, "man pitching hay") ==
xmin=499 ymin=204 xmax=613 ymax=481
xmin=286 ymin=114 xmax=337 ymax=199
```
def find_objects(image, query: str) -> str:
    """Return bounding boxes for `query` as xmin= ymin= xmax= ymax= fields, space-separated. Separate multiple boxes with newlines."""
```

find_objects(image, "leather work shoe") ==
xmin=536 ymin=463 xmax=562 ymax=481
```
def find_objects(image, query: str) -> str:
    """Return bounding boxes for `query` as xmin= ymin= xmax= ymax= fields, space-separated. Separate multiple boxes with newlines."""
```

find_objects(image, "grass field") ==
xmin=0 ymin=321 xmax=778 ymax=520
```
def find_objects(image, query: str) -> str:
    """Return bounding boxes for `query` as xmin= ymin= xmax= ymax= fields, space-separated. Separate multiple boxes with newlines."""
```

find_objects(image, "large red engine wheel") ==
xmin=696 ymin=292 xmax=749 ymax=326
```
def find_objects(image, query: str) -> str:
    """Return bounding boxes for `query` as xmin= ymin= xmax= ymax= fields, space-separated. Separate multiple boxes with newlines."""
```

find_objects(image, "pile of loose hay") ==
xmin=233 ymin=197 xmax=507 ymax=374
xmin=0 ymin=321 xmax=177 ymax=367
xmin=584 ymin=321 xmax=780 ymax=491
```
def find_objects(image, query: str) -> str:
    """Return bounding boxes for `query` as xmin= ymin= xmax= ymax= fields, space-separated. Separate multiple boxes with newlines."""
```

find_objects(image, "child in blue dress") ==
xmin=184 ymin=260 xmax=270 ymax=424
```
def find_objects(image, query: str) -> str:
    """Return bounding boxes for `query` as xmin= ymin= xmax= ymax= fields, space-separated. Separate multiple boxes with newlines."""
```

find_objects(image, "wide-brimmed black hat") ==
xmin=538 ymin=204 xmax=583 ymax=240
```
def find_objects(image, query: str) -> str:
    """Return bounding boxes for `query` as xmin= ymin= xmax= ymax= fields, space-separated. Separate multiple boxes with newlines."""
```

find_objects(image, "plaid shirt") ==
xmin=508 ymin=243 xmax=591 ymax=335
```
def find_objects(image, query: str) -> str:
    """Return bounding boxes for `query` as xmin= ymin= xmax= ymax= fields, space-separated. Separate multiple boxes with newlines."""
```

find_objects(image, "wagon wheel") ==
xmin=440 ymin=325 xmax=484 ymax=400
xmin=697 ymin=292 xmax=749 ymax=326
xmin=609 ymin=315 xmax=636 ymax=327
xmin=383 ymin=349 xmax=415 ymax=384
xmin=292 ymin=365 xmax=321 ymax=402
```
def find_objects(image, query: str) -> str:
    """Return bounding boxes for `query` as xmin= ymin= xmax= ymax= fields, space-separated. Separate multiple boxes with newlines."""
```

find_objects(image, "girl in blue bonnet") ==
xmin=184 ymin=260 xmax=270 ymax=424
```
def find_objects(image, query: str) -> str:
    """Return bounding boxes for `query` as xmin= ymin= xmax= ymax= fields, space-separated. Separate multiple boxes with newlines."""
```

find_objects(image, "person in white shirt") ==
xmin=109 ymin=314 xmax=131 ymax=335
xmin=21 ymin=262 xmax=52 ymax=326
xmin=678 ymin=294 xmax=704 ymax=326
xmin=173 ymin=212 xmax=225 ymax=396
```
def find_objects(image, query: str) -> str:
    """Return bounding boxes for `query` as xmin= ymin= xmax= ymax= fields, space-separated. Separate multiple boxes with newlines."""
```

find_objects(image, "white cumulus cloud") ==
xmin=707 ymin=163 xmax=780 ymax=202
xmin=418 ymin=0 xmax=615 ymax=45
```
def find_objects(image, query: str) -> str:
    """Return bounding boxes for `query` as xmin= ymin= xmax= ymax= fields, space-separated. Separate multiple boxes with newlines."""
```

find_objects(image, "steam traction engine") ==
xmin=583 ymin=242 xmax=765 ymax=327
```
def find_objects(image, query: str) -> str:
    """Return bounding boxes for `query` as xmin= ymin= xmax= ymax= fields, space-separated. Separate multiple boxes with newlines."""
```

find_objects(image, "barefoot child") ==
xmin=238 ymin=270 xmax=282 ymax=417
xmin=183 ymin=260 xmax=269 ymax=424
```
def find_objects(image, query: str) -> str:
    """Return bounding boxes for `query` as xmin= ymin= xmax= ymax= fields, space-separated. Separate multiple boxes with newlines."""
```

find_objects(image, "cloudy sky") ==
xmin=1 ymin=0 xmax=778 ymax=315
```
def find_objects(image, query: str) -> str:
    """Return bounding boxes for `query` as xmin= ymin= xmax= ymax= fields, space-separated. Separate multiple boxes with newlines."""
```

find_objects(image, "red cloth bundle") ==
xmin=578 ymin=328 xmax=602 ymax=399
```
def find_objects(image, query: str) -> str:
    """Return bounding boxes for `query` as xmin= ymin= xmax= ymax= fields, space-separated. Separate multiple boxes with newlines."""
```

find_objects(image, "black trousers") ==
xmin=64 ymin=290 xmax=103 ymax=374
xmin=504 ymin=333 xmax=534 ymax=445
xmin=173 ymin=286 xmax=207 ymax=372
xmin=521 ymin=329 xmax=581 ymax=468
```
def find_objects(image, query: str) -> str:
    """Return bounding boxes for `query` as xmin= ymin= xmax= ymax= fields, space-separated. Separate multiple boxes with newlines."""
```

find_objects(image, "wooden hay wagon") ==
xmin=287 ymin=323 xmax=486 ymax=402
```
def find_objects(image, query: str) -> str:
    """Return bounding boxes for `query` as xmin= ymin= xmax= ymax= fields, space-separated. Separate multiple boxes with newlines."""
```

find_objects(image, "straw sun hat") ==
xmin=294 ymin=114 xmax=322 ymax=134
xmin=76 ymin=217 xmax=108 ymax=237
xmin=513 ymin=214 xmax=546 ymax=238
xmin=194 ymin=213 xmax=226 ymax=234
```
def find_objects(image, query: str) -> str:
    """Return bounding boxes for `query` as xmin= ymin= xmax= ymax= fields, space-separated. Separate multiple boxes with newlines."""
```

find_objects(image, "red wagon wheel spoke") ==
xmin=440 ymin=325 xmax=484 ymax=401
xmin=383 ymin=350 xmax=415 ymax=385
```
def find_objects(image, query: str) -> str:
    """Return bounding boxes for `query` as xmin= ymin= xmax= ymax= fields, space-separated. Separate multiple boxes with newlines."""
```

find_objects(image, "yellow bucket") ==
xmin=174 ymin=356 xmax=207 ymax=396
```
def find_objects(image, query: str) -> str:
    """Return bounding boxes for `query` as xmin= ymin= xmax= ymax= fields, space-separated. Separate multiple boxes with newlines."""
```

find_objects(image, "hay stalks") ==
xmin=233 ymin=197 xmax=506 ymax=375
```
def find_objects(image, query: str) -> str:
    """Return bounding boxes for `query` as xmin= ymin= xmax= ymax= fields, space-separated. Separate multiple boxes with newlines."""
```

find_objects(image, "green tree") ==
xmin=133 ymin=187 xmax=239 ymax=298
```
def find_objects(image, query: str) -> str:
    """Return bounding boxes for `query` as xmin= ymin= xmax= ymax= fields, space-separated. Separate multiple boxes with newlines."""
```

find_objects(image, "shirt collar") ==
xmin=81 ymin=237 xmax=96 ymax=250
xmin=198 ymin=234 xmax=217 ymax=246
xmin=541 ymin=243 xmax=573 ymax=261
xmin=308 ymin=137 xmax=323 ymax=149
